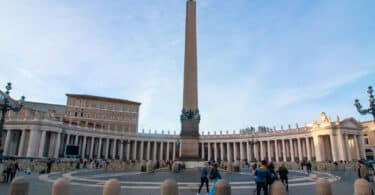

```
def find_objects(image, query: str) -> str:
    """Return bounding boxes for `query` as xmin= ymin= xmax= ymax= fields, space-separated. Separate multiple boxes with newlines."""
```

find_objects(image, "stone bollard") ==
xmin=146 ymin=161 xmax=154 ymax=173
xmin=160 ymin=179 xmax=179 ymax=195
xmin=214 ymin=179 xmax=231 ymax=195
xmin=9 ymin=177 xmax=29 ymax=195
xmin=354 ymin=178 xmax=372 ymax=195
xmin=52 ymin=178 xmax=70 ymax=195
xmin=103 ymin=179 xmax=121 ymax=195
xmin=270 ymin=181 xmax=286 ymax=195
xmin=315 ymin=178 xmax=332 ymax=195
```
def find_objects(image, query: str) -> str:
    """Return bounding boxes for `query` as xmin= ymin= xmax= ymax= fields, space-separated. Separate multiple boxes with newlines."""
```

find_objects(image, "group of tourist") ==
xmin=197 ymin=161 xmax=221 ymax=195
xmin=1 ymin=158 xmax=19 ymax=183
xmin=252 ymin=160 xmax=289 ymax=195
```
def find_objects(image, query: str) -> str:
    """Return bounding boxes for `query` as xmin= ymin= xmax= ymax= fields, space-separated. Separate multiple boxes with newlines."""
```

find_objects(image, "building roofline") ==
xmin=65 ymin=94 xmax=141 ymax=106
xmin=24 ymin=101 xmax=66 ymax=107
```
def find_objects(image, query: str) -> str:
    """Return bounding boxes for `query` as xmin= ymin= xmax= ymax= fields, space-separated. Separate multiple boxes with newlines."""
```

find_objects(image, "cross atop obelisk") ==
xmin=180 ymin=0 xmax=200 ymax=137
xmin=179 ymin=0 xmax=200 ymax=160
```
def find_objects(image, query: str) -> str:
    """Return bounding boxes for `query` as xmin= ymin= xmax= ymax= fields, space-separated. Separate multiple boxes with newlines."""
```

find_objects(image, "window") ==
xmin=74 ymin=112 xmax=78 ymax=117
xmin=365 ymin=138 xmax=369 ymax=145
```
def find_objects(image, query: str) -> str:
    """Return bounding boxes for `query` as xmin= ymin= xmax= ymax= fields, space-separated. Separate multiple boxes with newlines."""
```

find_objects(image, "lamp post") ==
xmin=0 ymin=82 xmax=25 ymax=162
xmin=354 ymin=86 xmax=375 ymax=123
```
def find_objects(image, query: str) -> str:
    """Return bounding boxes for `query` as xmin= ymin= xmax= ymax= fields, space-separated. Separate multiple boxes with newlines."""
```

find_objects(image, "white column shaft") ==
xmin=306 ymin=137 xmax=311 ymax=161
xmin=38 ymin=130 xmax=46 ymax=158
xmin=54 ymin=133 xmax=61 ymax=158
xmin=18 ymin=130 xmax=26 ymax=156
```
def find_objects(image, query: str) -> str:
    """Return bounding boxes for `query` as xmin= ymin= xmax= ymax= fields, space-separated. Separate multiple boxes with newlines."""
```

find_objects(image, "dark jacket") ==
xmin=278 ymin=166 xmax=288 ymax=179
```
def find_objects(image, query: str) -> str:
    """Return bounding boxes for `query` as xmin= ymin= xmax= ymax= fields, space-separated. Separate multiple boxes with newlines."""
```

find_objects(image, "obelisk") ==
xmin=179 ymin=0 xmax=200 ymax=160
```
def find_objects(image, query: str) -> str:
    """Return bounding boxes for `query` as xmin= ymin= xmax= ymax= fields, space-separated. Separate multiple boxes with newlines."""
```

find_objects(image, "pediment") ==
xmin=339 ymin=117 xmax=362 ymax=129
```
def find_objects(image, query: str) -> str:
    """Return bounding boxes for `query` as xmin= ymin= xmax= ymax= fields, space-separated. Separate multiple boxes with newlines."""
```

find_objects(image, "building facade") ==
xmin=1 ymin=94 xmax=375 ymax=162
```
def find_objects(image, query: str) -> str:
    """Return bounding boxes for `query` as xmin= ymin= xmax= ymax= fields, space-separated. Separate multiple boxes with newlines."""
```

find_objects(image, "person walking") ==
xmin=208 ymin=163 xmax=221 ymax=195
xmin=277 ymin=163 xmax=289 ymax=191
xmin=254 ymin=160 xmax=270 ymax=195
xmin=197 ymin=163 xmax=209 ymax=195
xmin=306 ymin=161 xmax=312 ymax=175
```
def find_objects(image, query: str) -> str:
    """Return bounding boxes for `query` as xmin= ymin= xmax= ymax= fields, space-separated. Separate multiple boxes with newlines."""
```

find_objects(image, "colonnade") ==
xmin=1 ymin=127 xmax=363 ymax=162
xmin=200 ymin=134 xmax=362 ymax=162
xmin=2 ymin=128 xmax=179 ymax=161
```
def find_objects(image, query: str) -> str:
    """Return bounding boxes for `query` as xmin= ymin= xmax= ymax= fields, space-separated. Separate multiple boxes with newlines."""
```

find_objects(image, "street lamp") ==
xmin=354 ymin=86 xmax=375 ymax=123
xmin=0 ymin=82 xmax=25 ymax=162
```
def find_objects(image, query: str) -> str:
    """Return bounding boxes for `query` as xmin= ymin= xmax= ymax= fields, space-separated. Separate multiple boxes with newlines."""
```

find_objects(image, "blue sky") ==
xmin=0 ymin=0 xmax=374 ymax=133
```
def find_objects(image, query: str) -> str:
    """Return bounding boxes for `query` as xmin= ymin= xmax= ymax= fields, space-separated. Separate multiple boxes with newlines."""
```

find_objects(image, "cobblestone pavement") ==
xmin=0 ymin=169 xmax=374 ymax=195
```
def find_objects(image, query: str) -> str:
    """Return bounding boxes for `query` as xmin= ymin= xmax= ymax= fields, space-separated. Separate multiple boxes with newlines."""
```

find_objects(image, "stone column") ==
xmin=354 ymin=135 xmax=361 ymax=160
xmin=201 ymin=143 xmax=205 ymax=160
xmin=147 ymin=141 xmax=151 ymax=160
xmin=207 ymin=143 xmax=211 ymax=160
xmin=246 ymin=141 xmax=251 ymax=162
xmin=233 ymin=142 xmax=238 ymax=161
xmin=27 ymin=127 xmax=40 ymax=157
xmin=306 ymin=137 xmax=311 ymax=161
xmin=254 ymin=142 xmax=258 ymax=161
xmin=267 ymin=140 xmax=271 ymax=161
xmin=220 ymin=142 xmax=225 ymax=161
xmin=98 ymin=138 xmax=102 ymax=158
xmin=105 ymin=138 xmax=110 ymax=159
xmin=160 ymin=142 xmax=164 ymax=160
xmin=66 ymin=134 xmax=70 ymax=145
xmin=282 ymin=140 xmax=286 ymax=162
xmin=275 ymin=140 xmax=279 ymax=162
xmin=214 ymin=142 xmax=218 ymax=161
xmin=297 ymin=138 xmax=302 ymax=161
xmin=18 ymin=130 xmax=26 ymax=156
xmin=75 ymin=135 xmax=79 ymax=145
xmin=153 ymin=141 xmax=157 ymax=160
xmin=240 ymin=142 xmax=245 ymax=161
xmin=39 ymin=130 xmax=46 ymax=158
xmin=226 ymin=142 xmax=231 ymax=161
xmin=81 ymin=136 xmax=87 ymax=158
xmin=126 ymin=141 xmax=130 ymax=160
xmin=260 ymin=141 xmax=264 ymax=161
xmin=337 ymin=131 xmax=346 ymax=161
xmin=120 ymin=140 xmax=124 ymax=160
xmin=3 ymin=130 xmax=11 ymax=156
xmin=329 ymin=134 xmax=338 ymax=161
xmin=89 ymin=137 xmax=94 ymax=159
xmin=133 ymin=140 xmax=138 ymax=160
xmin=54 ymin=132 xmax=61 ymax=158
xmin=166 ymin=142 xmax=170 ymax=160
xmin=173 ymin=142 xmax=176 ymax=160
xmin=313 ymin=136 xmax=322 ymax=161
xmin=112 ymin=139 xmax=117 ymax=159
xmin=140 ymin=141 xmax=144 ymax=160
xmin=289 ymin=139 xmax=294 ymax=161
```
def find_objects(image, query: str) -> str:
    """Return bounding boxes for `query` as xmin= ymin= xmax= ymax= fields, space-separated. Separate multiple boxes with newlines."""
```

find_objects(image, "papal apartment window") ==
xmin=75 ymin=112 xmax=78 ymax=117
xmin=365 ymin=138 xmax=369 ymax=145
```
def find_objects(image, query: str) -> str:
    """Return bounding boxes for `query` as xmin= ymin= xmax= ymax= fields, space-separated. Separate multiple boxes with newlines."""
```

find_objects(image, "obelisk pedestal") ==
xmin=179 ymin=0 xmax=200 ymax=160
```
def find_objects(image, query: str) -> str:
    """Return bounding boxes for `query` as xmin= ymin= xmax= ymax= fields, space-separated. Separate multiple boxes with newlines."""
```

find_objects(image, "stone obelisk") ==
xmin=179 ymin=0 xmax=200 ymax=160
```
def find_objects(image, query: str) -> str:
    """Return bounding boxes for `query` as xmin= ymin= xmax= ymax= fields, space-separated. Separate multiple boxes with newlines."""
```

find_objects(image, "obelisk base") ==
xmin=179 ymin=137 xmax=200 ymax=160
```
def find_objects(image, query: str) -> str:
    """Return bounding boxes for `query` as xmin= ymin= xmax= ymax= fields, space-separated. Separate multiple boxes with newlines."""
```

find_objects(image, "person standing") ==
xmin=254 ymin=160 xmax=270 ymax=195
xmin=277 ymin=164 xmax=289 ymax=191
xmin=197 ymin=163 xmax=209 ymax=195
xmin=306 ymin=161 xmax=312 ymax=175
